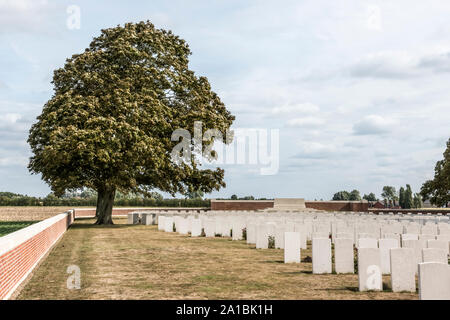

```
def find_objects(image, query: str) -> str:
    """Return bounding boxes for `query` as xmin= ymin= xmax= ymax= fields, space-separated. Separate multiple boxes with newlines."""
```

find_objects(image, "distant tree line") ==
xmin=0 ymin=190 xmax=210 ymax=207
xmin=331 ymin=185 xmax=423 ymax=209
xmin=331 ymin=190 xmax=364 ymax=201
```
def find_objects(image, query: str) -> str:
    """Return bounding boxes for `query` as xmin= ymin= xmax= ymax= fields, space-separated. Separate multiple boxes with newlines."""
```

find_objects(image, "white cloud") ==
xmin=286 ymin=117 xmax=326 ymax=128
xmin=294 ymin=142 xmax=338 ymax=159
xmin=0 ymin=0 xmax=58 ymax=34
xmin=0 ymin=113 xmax=27 ymax=132
xmin=349 ymin=49 xmax=450 ymax=79
xmin=349 ymin=51 xmax=419 ymax=79
xmin=0 ymin=113 xmax=22 ymax=124
xmin=0 ymin=156 xmax=28 ymax=167
xmin=353 ymin=115 xmax=396 ymax=135
xmin=418 ymin=52 xmax=450 ymax=73
xmin=272 ymin=102 xmax=320 ymax=115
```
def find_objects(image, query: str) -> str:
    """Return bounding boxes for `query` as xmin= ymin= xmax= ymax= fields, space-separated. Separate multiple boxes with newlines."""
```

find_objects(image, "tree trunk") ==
xmin=95 ymin=187 xmax=116 ymax=225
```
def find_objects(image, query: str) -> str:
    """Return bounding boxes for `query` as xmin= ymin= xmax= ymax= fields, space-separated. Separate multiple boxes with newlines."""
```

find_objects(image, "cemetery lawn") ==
xmin=0 ymin=221 xmax=38 ymax=237
xmin=17 ymin=218 xmax=418 ymax=300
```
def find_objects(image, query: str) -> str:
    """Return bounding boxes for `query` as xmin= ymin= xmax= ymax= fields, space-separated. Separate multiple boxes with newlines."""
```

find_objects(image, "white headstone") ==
xmin=402 ymin=239 xmax=426 ymax=273
xmin=418 ymin=262 xmax=450 ymax=300
xmin=422 ymin=248 xmax=447 ymax=264
xmin=390 ymin=248 xmax=416 ymax=292
xmin=158 ymin=216 xmax=165 ymax=230
xmin=232 ymin=220 xmax=245 ymax=240
xmin=358 ymin=238 xmax=378 ymax=249
xmin=164 ymin=216 xmax=174 ymax=233
xmin=178 ymin=218 xmax=189 ymax=235
xmin=334 ymin=238 xmax=354 ymax=274
xmin=284 ymin=232 xmax=301 ymax=263
xmin=246 ymin=223 xmax=256 ymax=244
xmin=419 ymin=234 xmax=436 ymax=241
xmin=294 ymin=223 xmax=307 ymax=249
xmin=275 ymin=225 xmax=286 ymax=249
xmin=427 ymin=239 xmax=449 ymax=255
xmin=336 ymin=232 xmax=354 ymax=244
xmin=379 ymin=238 xmax=399 ymax=274
xmin=421 ymin=225 xmax=438 ymax=235
xmin=191 ymin=219 xmax=202 ymax=237
xmin=312 ymin=238 xmax=332 ymax=274
xmin=358 ymin=248 xmax=382 ymax=291
xmin=402 ymin=233 xmax=419 ymax=241
xmin=256 ymin=224 xmax=269 ymax=249
xmin=204 ymin=219 xmax=215 ymax=237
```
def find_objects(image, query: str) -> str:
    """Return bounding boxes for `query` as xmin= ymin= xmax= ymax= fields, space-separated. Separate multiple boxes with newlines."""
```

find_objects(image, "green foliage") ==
xmin=413 ymin=193 xmax=423 ymax=208
xmin=421 ymin=138 xmax=450 ymax=207
xmin=349 ymin=189 xmax=361 ymax=201
xmin=404 ymin=184 xmax=413 ymax=209
xmin=381 ymin=186 xmax=397 ymax=203
xmin=184 ymin=190 xmax=204 ymax=200
xmin=0 ymin=192 xmax=42 ymax=206
xmin=230 ymin=194 xmax=238 ymax=200
xmin=363 ymin=193 xmax=377 ymax=201
xmin=399 ymin=187 xmax=405 ymax=208
xmin=27 ymin=21 xmax=234 ymax=212
xmin=332 ymin=190 xmax=362 ymax=201
xmin=239 ymin=195 xmax=255 ymax=200
xmin=332 ymin=191 xmax=350 ymax=201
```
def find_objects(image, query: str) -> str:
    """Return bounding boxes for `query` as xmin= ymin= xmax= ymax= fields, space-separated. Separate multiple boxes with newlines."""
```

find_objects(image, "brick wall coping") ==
xmin=0 ymin=211 xmax=72 ymax=258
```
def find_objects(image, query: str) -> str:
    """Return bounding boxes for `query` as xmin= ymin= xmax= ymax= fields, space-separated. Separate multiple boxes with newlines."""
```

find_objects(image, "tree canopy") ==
xmin=421 ymin=138 xmax=450 ymax=207
xmin=348 ymin=189 xmax=361 ymax=201
xmin=28 ymin=21 xmax=235 ymax=224
xmin=381 ymin=186 xmax=397 ymax=203
xmin=332 ymin=191 xmax=350 ymax=201
xmin=363 ymin=193 xmax=377 ymax=201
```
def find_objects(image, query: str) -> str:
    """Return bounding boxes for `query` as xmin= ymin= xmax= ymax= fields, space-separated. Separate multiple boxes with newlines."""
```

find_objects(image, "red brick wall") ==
xmin=210 ymin=200 xmax=274 ymax=211
xmin=0 ymin=211 xmax=74 ymax=300
xmin=210 ymin=200 xmax=369 ymax=212
xmin=305 ymin=201 xmax=369 ymax=212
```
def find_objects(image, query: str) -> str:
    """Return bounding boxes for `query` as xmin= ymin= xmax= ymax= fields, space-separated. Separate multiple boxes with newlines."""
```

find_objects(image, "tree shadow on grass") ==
xmin=281 ymin=270 xmax=313 ymax=275
xmin=262 ymin=260 xmax=285 ymax=264
xmin=70 ymin=223 xmax=132 ymax=230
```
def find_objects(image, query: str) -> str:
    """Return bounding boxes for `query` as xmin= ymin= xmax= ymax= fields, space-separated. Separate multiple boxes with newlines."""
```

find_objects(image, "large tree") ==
xmin=28 ymin=21 xmax=235 ymax=224
xmin=420 ymin=138 xmax=450 ymax=207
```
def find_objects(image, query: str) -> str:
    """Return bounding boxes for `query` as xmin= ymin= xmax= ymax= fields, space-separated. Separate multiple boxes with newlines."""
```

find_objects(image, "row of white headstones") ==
xmin=129 ymin=211 xmax=450 ymax=300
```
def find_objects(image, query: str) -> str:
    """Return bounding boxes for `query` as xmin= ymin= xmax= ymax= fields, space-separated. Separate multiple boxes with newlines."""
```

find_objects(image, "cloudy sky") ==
xmin=0 ymin=0 xmax=449 ymax=199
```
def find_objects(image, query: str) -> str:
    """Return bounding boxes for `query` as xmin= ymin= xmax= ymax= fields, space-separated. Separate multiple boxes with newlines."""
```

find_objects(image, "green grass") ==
xmin=0 ymin=221 xmax=38 ymax=237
